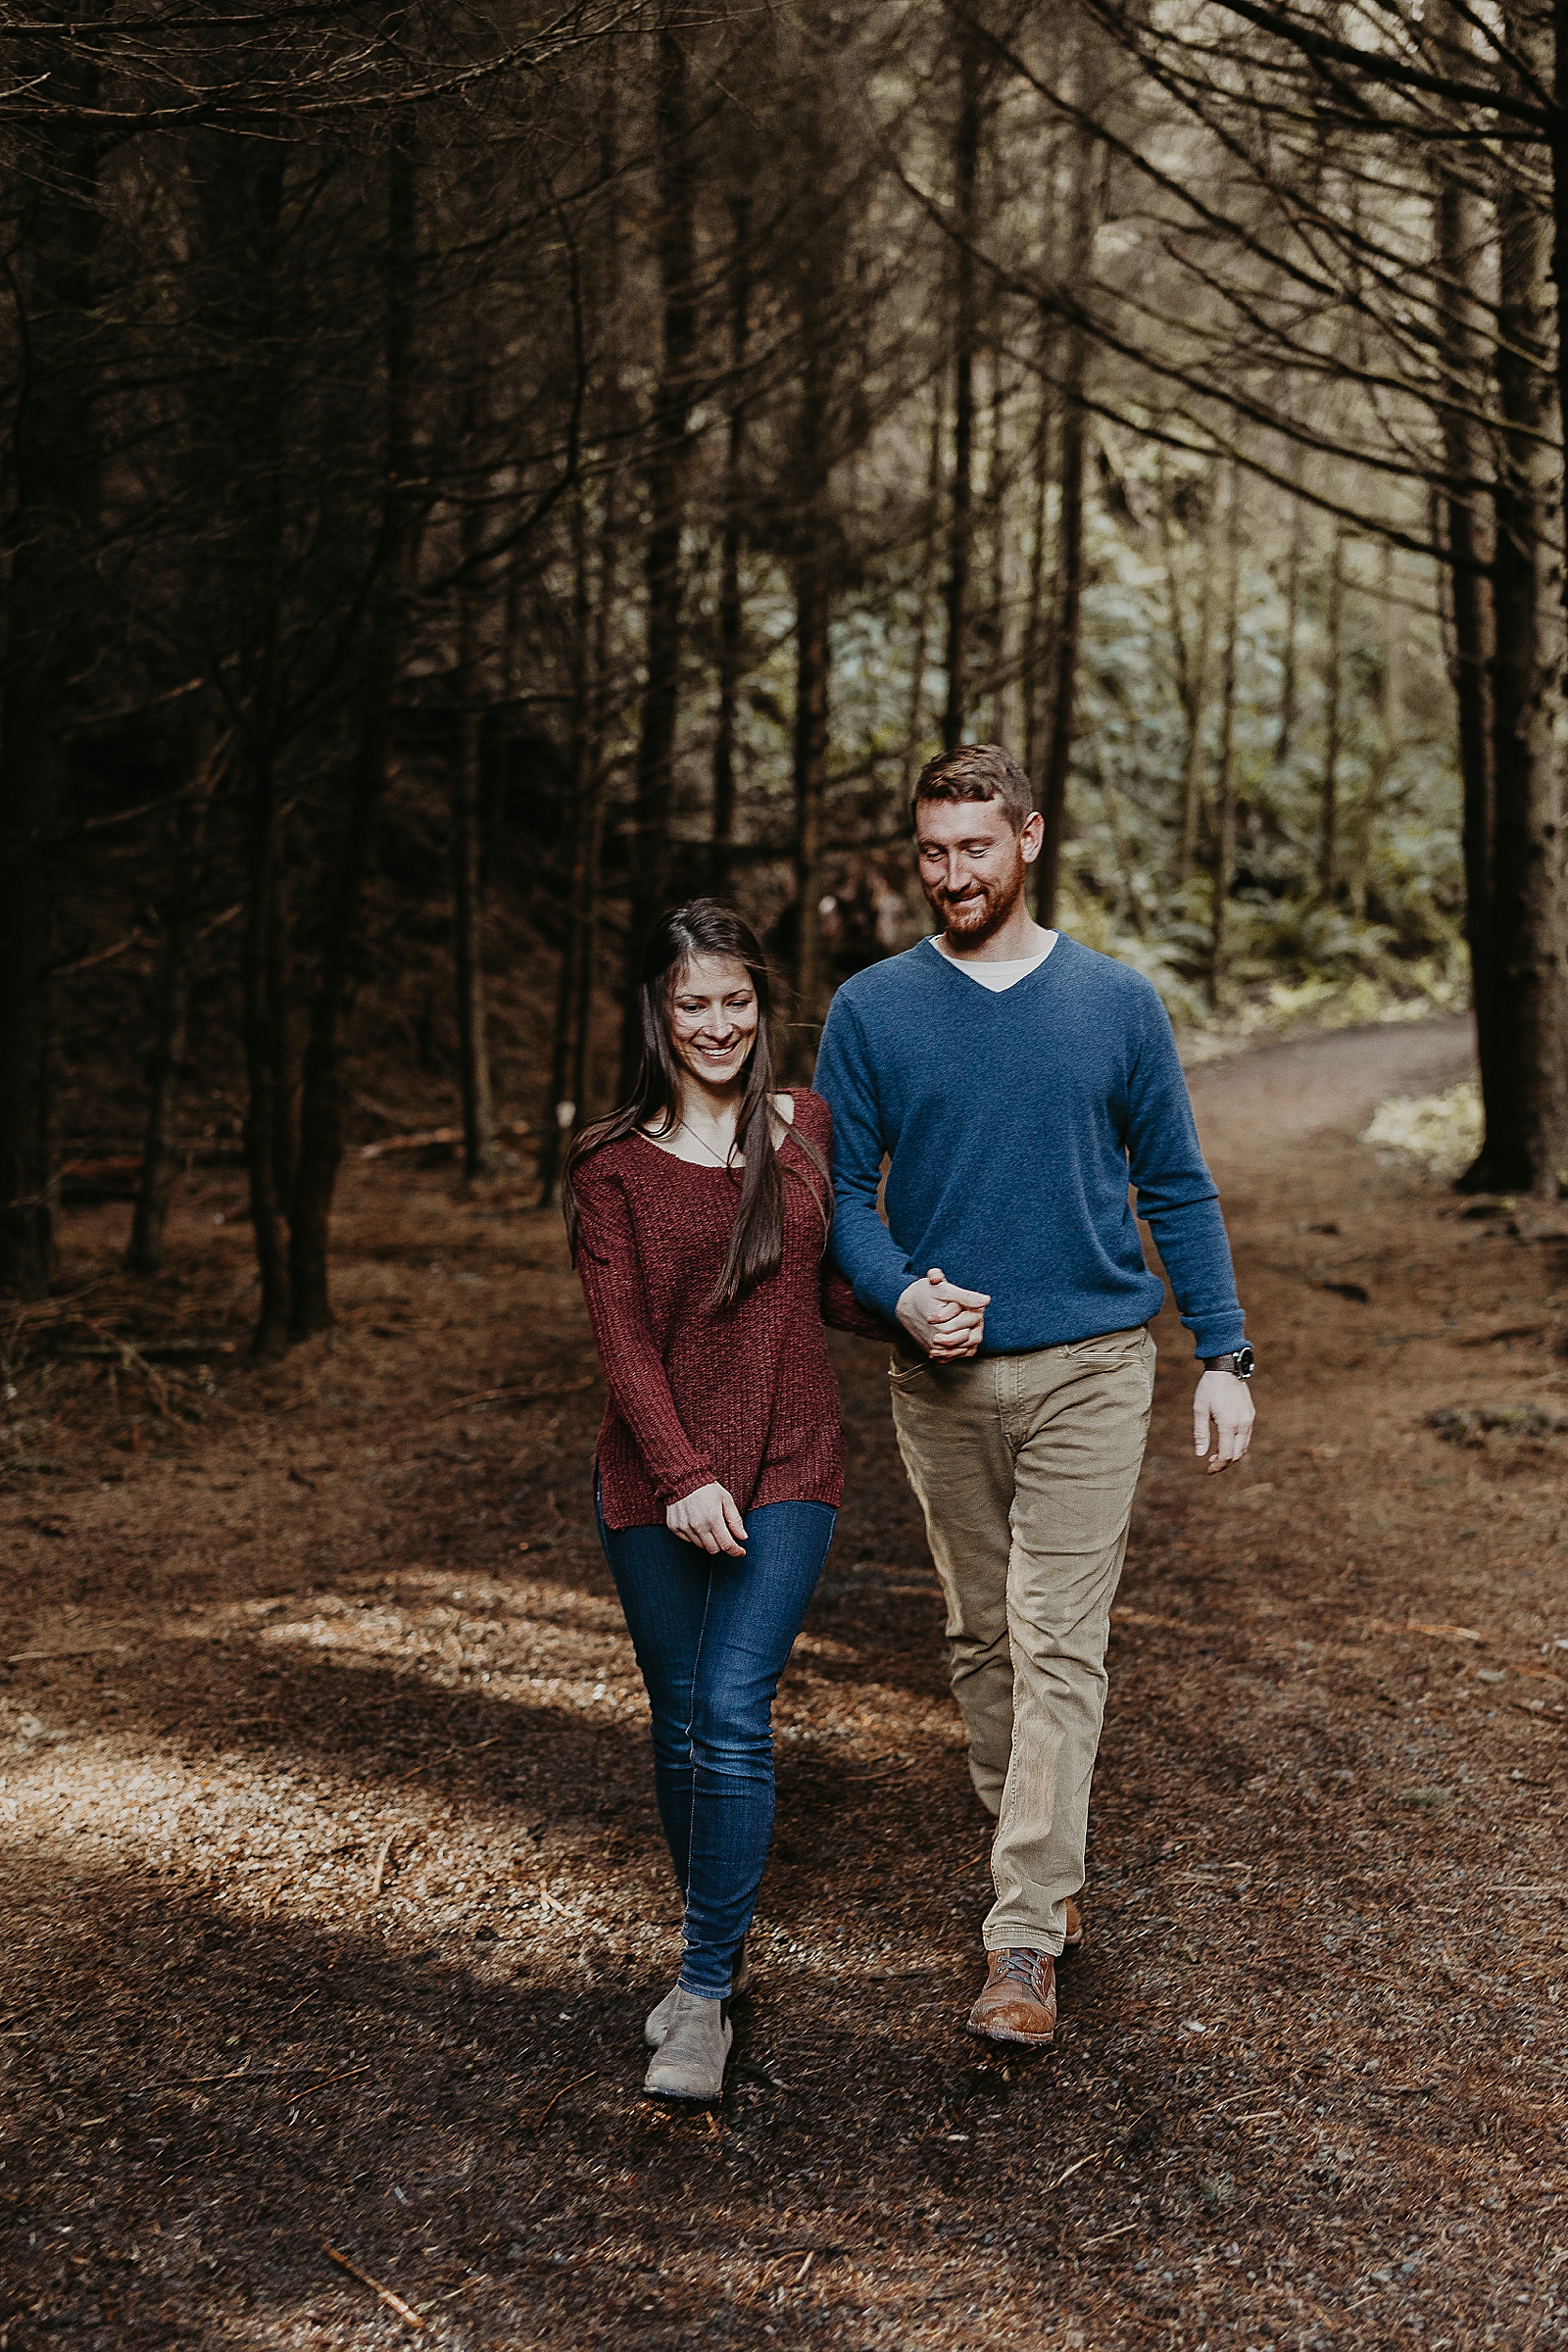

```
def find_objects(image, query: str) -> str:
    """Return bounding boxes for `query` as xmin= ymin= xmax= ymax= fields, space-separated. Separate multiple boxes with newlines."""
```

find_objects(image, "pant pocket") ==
xmin=1063 ymin=1325 xmax=1151 ymax=1365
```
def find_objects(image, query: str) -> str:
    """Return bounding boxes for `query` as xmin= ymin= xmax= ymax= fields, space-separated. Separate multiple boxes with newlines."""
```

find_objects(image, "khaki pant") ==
xmin=890 ymin=1326 xmax=1156 ymax=1955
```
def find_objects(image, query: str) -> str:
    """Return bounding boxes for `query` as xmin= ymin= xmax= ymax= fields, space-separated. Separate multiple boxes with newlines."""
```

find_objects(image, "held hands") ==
xmin=666 ymin=1481 xmax=749 ymax=1556
xmin=896 ymin=1265 xmax=990 ymax=1362
xmin=1194 ymin=1369 xmax=1255 ymax=1474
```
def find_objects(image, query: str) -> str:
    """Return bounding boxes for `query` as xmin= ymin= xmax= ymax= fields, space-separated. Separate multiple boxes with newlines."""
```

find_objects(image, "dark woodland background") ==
xmin=3 ymin=0 xmax=1566 ymax=1352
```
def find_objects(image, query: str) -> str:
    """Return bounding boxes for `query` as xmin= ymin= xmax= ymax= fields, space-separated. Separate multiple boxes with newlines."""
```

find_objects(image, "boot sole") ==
xmin=965 ymin=2017 xmax=1055 ymax=2047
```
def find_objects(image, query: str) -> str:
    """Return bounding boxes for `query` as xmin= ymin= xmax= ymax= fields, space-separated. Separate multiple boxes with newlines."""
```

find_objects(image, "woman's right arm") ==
xmin=573 ymin=1161 xmax=745 ymax=1552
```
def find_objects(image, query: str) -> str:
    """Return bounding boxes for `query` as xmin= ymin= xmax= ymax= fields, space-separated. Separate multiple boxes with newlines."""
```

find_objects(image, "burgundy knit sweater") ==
xmin=572 ymin=1089 xmax=889 ymax=1529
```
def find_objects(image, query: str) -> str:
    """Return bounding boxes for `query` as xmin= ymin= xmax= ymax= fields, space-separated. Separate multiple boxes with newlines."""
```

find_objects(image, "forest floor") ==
xmin=3 ymin=1012 xmax=1565 ymax=2352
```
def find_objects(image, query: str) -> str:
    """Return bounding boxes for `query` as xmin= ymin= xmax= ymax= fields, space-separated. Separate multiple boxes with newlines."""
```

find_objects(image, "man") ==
xmin=813 ymin=743 xmax=1254 ymax=2046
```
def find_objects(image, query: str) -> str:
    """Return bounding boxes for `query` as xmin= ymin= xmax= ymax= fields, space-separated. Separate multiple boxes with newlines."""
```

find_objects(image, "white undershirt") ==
xmin=930 ymin=932 xmax=1057 ymax=993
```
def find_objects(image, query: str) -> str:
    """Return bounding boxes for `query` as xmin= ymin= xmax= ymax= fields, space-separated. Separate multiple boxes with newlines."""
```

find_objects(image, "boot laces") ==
xmin=995 ymin=1948 xmax=1050 ymax=1996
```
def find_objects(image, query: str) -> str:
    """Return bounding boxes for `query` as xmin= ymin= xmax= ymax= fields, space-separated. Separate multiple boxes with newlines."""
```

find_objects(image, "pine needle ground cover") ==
xmin=2 ymin=1016 xmax=1562 ymax=2352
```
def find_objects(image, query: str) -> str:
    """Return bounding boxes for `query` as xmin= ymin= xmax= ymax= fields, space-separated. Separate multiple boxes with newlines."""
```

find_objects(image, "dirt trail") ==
xmin=3 ymin=1012 xmax=1564 ymax=2352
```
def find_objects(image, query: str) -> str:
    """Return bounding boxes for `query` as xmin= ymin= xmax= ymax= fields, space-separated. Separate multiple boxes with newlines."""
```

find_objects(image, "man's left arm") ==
xmin=1122 ymin=1001 xmax=1254 ymax=1475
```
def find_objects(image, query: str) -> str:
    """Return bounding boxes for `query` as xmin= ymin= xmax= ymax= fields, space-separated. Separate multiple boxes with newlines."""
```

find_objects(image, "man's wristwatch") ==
xmin=1202 ymin=1345 xmax=1255 ymax=1380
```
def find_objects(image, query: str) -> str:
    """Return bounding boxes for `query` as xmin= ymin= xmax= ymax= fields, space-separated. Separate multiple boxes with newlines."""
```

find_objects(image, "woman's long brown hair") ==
xmin=561 ymin=899 xmax=828 ymax=1310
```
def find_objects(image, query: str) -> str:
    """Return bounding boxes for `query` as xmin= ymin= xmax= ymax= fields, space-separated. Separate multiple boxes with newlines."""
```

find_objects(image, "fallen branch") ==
xmin=1051 ymin=2150 xmax=1103 ymax=2188
xmin=291 ymin=2063 xmax=372 ymax=2102
xmin=321 ymin=2242 xmax=426 ymax=2332
xmin=1455 ymin=1322 xmax=1548 ymax=1347
xmin=358 ymin=1118 xmax=532 ymax=1161
xmin=434 ymin=1376 xmax=595 ymax=1417
xmin=51 ymin=928 xmax=147 ymax=981
xmin=370 ymin=1834 xmax=394 ymax=1901
xmin=530 ymin=2069 xmax=596 ymax=2132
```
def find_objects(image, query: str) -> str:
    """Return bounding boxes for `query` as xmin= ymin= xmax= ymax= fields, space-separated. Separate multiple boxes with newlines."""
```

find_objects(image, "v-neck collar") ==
xmin=923 ymin=931 xmax=1070 ymax=1001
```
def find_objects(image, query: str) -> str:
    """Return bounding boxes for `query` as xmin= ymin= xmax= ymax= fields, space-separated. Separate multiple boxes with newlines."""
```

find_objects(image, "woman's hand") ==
xmin=896 ymin=1266 xmax=989 ymax=1361
xmin=667 ymin=1483 xmax=749 ymax=1556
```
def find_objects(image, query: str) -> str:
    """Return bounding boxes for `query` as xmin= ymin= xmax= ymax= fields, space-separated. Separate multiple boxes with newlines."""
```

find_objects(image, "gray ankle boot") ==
xmin=645 ymin=1939 xmax=751 ymax=2049
xmin=643 ymin=1988 xmax=732 ymax=2101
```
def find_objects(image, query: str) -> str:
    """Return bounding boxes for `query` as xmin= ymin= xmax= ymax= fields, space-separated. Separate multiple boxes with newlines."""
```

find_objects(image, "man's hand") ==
xmin=897 ymin=1265 xmax=991 ymax=1361
xmin=1194 ymin=1370 xmax=1254 ymax=1473
xmin=667 ymin=1482 xmax=748 ymax=1556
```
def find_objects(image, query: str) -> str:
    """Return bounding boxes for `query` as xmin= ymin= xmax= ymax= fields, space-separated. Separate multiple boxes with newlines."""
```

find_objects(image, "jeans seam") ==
xmin=681 ymin=1559 xmax=717 ymax=1979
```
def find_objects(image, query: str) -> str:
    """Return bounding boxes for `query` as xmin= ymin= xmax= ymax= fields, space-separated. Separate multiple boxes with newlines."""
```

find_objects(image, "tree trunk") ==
xmin=984 ymin=343 xmax=1011 ymax=743
xmin=565 ymin=50 xmax=624 ymax=1140
xmin=290 ymin=699 xmax=392 ymax=1331
xmin=125 ymin=731 xmax=227 ymax=1276
xmin=1091 ymin=742 xmax=1146 ymax=937
xmin=1317 ymin=524 xmax=1346 ymax=899
xmin=793 ymin=564 xmax=831 ymax=1077
xmin=1275 ymin=485 xmax=1303 ymax=770
xmin=1209 ymin=466 xmax=1243 ymax=1008
xmin=1484 ymin=161 xmax=1568 ymax=1194
xmin=287 ymin=123 xmax=416 ymax=1334
xmin=791 ymin=132 xmax=835 ymax=1077
xmin=0 ymin=42 xmax=104 ymax=1298
xmin=240 ymin=747 xmax=294 ymax=1357
xmin=620 ymin=15 xmax=699 ymax=1092
xmin=266 ymin=834 xmax=297 ymax=1209
xmin=453 ymin=572 xmax=500 ymax=1184
xmin=1160 ymin=464 xmax=1214 ymax=889
xmin=1431 ymin=14 xmax=1496 ymax=1185
xmin=1021 ymin=363 xmax=1054 ymax=795
xmin=535 ymin=176 xmax=598 ymax=1210
xmin=1350 ymin=540 xmax=1398 ymax=920
xmin=940 ymin=10 xmax=983 ymax=752
xmin=901 ymin=378 xmax=947 ymax=797
xmin=1037 ymin=315 xmax=1087 ymax=927
xmin=711 ymin=190 xmax=752 ymax=891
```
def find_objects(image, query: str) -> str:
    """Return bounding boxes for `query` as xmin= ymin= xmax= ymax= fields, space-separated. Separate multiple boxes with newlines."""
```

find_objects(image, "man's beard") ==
xmin=926 ymin=856 xmax=1027 ymax=946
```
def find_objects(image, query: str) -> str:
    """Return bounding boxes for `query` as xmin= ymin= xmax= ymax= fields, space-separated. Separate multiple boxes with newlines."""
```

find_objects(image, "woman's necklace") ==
xmin=675 ymin=1117 xmax=739 ymax=1169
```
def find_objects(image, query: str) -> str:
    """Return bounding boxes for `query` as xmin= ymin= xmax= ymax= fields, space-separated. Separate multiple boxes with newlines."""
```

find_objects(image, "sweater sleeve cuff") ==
xmin=654 ymin=1455 xmax=719 ymax=1509
xmin=860 ymin=1256 xmax=915 ymax=1326
xmin=1188 ymin=1314 xmax=1248 ymax=1361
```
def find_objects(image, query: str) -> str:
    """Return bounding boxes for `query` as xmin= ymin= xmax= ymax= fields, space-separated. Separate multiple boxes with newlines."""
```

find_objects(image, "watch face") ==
xmin=1235 ymin=1345 xmax=1255 ymax=1379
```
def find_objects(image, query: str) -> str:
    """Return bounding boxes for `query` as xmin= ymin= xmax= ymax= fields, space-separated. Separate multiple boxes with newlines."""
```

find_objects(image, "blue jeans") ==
xmin=597 ymin=1495 xmax=836 ymax=1999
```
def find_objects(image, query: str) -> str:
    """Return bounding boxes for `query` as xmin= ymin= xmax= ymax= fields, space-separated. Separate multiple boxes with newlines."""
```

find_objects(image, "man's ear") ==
xmin=1019 ymin=809 xmax=1046 ymax=865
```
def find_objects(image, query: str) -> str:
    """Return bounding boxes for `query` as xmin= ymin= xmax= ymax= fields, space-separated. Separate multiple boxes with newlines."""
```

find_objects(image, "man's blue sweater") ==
xmin=812 ymin=934 xmax=1247 ymax=1360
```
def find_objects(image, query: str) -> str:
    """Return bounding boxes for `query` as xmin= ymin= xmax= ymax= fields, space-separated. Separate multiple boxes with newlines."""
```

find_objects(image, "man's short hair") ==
xmin=911 ymin=742 xmax=1035 ymax=833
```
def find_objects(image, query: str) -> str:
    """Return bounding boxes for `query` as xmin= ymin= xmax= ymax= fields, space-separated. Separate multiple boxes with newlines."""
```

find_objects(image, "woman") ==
xmin=563 ymin=900 xmax=888 ymax=2102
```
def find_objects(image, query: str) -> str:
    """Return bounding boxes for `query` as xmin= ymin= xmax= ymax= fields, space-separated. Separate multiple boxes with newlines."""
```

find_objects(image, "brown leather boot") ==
xmin=1060 ymin=1898 xmax=1085 ymax=1962
xmin=966 ymin=1948 xmax=1057 ymax=2046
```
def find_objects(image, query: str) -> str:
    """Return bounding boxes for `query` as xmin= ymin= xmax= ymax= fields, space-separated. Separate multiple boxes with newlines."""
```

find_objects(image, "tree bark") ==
xmin=940 ymin=10 xmax=983 ymax=752
xmin=710 ymin=190 xmax=752 ymax=892
xmin=240 ymin=745 xmax=294 ymax=1357
xmin=0 ymin=35 xmax=105 ymax=1297
xmin=1317 ymin=524 xmax=1346 ymax=900
xmin=452 ymin=556 xmax=500 ymax=1183
xmin=125 ymin=731 xmax=227 ymax=1275
xmin=984 ymin=342 xmax=1011 ymax=743
xmin=1209 ymin=466 xmax=1243 ymax=1008
xmin=1021 ymin=357 xmax=1054 ymax=796
xmin=1431 ymin=151 xmax=1499 ymax=1186
xmin=1161 ymin=466 xmax=1214 ymax=888
xmin=287 ymin=123 xmax=416 ymax=1334
xmin=791 ymin=127 xmax=835 ymax=1077
xmin=222 ymin=142 xmax=291 ymax=1355
xmin=1350 ymin=540 xmax=1398 ymax=920
xmin=1037 ymin=312 xmax=1087 ymax=927
xmin=902 ymin=377 xmax=947 ymax=797
xmin=1275 ymin=484 xmax=1303 ymax=770
xmin=1483 ymin=159 xmax=1568 ymax=1194
xmin=620 ymin=14 xmax=699 ymax=1092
